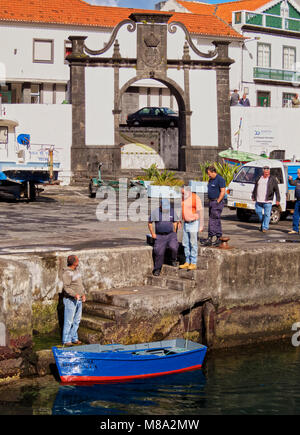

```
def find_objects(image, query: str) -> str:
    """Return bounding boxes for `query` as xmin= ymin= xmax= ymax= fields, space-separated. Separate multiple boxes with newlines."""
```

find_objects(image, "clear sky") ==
xmin=86 ymin=0 xmax=236 ymax=9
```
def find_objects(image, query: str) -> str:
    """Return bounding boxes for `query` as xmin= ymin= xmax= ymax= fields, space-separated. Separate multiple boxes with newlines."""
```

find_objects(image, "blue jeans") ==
xmin=182 ymin=220 xmax=199 ymax=265
xmin=255 ymin=202 xmax=272 ymax=231
xmin=62 ymin=297 xmax=82 ymax=344
xmin=293 ymin=200 xmax=300 ymax=232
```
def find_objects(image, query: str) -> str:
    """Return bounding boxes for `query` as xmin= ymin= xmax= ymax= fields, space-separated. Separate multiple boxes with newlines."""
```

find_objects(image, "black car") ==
xmin=126 ymin=107 xmax=179 ymax=127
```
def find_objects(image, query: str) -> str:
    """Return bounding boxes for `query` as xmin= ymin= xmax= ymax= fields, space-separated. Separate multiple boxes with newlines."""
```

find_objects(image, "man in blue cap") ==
xmin=148 ymin=199 xmax=179 ymax=276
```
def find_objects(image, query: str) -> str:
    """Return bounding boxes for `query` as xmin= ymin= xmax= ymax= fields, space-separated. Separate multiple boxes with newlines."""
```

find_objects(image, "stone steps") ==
xmin=83 ymin=301 xmax=127 ymax=321
xmin=80 ymin=314 xmax=116 ymax=332
xmin=79 ymin=259 xmax=210 ymax=344
xmin=146 ymin=262 xmax=209 ymax=291
xmin=147 ymin=275 xmax=196 ymax=291
xmin=80 ymin=285 xmax=179 ymax=343
xmin=90 ymin=289 xmax=131 ymax=309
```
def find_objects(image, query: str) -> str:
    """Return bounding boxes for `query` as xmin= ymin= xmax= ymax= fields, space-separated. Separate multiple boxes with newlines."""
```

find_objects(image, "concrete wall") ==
xmin=1 ymin=244 xmax=300 ymax=345
xmin=195 ymin=246 xmax=300 ymax=348
xmin=1 ymin=244 xmax=300 ymax=376
xmin=0 ymin=246 xmax=153 ymax=338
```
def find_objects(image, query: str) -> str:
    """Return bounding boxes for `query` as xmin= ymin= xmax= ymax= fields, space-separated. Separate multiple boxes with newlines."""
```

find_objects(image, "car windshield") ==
xmin=162 ymin=108 xmax=176 ymax=115
xmin=234 ymin=166 xmax=284 ymax=184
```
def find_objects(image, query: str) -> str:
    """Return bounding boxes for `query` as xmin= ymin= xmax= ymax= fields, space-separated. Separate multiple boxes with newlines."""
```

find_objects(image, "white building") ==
xmin=0 ymin=0 xmax=245 ymax=179
xmin=158 ymin=0 xmax=300 ymax=108
xmin=1 ymin=0 xmax=300 ymax=181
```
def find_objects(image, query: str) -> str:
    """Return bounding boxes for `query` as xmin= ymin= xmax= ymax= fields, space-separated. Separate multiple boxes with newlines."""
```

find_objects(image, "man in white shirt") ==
xmin=252 ymin=166 xmax=280 ymax=233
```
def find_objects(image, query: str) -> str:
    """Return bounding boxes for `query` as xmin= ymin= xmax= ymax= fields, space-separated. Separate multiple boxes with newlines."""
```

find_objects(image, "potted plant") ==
xmin=131 ymin=163 xmax=160 ymax=188
xmin=214 ymin=161 xmax=240 ymax=186
xmin=147 ymin=169 xmax=184 ymax=198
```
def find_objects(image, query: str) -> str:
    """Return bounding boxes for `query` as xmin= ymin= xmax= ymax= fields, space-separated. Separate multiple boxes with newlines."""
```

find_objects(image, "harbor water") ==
xmin=0 ymin=339 xmax=299 ymax=415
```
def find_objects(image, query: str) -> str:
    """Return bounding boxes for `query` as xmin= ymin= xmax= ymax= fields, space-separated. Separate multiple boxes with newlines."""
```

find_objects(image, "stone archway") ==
xmin=116 ymin=74 xmax=189 ymax=171
xmin=67 ymin=12 xmax=233 ymax=180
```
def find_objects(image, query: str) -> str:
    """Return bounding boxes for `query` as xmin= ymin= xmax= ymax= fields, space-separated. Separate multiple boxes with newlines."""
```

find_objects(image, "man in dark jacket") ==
xmin=239 ymin=93 xmax=250 ymax=106
xmin=252 ymin=166 xmax=280 ymax=233
xmin=288 ymin=169 xmax=300 ymax=234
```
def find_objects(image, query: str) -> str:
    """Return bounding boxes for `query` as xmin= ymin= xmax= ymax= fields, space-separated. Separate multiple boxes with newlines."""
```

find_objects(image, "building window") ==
xmin=64 ymin=40 xmax=72 ymax=64
xmin=257 ymin=43 xmax=271 ymax=68
xmin=234 ymin=12 xmax=242 ymax=24
xmin=257 ymin=91 xmax=271 ymax=107
xmin=283 ymin=46 xmax=296 ymax=70
xmin=282 ymin=92 xmax=296 ymax=107
xmin=0 ymin=85 xmax=12 ymax=104
xmin=33 ymin=39 xmax=54 ymax=63
xmin=31 ymin=84 xmax=40 ymax=104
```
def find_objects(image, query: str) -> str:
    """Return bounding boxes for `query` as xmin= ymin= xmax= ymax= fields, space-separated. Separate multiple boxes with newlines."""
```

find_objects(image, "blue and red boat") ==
xmin=52 ymin=339 xmax=207 ymax=383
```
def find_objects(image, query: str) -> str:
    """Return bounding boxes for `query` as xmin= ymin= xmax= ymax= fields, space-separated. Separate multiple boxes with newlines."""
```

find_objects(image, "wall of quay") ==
xmin=0 ymin=244 xmax=299 ymax=379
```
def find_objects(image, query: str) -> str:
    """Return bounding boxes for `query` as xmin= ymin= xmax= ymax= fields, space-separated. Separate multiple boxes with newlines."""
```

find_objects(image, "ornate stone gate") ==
xmin=67 ymin=12 xmax=233 ymax=178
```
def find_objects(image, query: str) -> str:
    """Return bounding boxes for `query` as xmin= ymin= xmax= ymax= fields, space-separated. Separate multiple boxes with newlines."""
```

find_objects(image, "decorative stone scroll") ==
xmin=168 ymin=21 xmax=218 ymax=59
xmin=83 ymin=19 xmax=136 ymax=56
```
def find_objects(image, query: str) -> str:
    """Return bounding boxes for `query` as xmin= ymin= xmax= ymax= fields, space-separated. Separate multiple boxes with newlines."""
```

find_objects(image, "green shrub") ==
xmin=199 ymin=161 xmax=240 ymax=186
xmin=152 ymin=169 xmax=184 ymax=187
xmin=137 ymin=163 xmax=160 ymax=181
xmin=199 ymin=161 xmax=213 ymax=182
xmin=214 ymin=161 xmax=241 ymax=186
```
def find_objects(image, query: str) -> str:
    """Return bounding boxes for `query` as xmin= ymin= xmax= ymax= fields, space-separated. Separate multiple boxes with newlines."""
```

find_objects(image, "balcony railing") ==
xmin=254 ymin=66 xmax=300 ymax=83
xmin=233 ymin=10 xmax=300 ymax=32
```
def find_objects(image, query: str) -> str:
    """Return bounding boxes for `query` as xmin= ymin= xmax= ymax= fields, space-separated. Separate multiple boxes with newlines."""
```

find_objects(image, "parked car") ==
xmin=126 ymin=107 xmax=179 ymax=127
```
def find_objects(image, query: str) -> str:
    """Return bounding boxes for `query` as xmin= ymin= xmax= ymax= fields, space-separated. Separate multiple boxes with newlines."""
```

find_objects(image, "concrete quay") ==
xmin=0 ymin=185 xmax=300 ymax=380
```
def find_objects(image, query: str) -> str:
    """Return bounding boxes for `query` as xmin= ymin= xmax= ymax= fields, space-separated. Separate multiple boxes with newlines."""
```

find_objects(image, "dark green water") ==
xmin=1 ymin=339 xmax=300 ymax=415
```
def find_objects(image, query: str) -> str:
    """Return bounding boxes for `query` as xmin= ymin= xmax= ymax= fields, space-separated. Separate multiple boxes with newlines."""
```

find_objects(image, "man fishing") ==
xmin=62 ymin=255 xmax=86 ymax=346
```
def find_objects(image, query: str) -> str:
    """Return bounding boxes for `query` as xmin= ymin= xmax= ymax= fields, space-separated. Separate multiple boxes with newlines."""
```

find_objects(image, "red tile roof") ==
xmin=177 ymin=1 xmax=217 ymax=15
xmin=0 ymin=0 xmax=242 ymax=38
xmin=177 ymin=0 xmax=271 ymax=24
xmin=174 ymin=11 xmax=242 ymax=37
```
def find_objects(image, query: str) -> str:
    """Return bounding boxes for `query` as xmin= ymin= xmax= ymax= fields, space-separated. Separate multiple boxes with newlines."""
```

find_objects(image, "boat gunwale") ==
xmin=52 ymin=346 xmax=207 ymax=363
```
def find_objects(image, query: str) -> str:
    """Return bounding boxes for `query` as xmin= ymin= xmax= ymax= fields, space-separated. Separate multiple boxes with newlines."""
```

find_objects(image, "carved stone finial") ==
xmin=182 ymin=41 xmax=191 ymax=61
xmin=113 ymin=40 xmax=121 ymax=60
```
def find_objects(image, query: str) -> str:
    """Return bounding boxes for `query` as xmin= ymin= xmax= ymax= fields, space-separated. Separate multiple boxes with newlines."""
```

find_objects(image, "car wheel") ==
xmin=270 ymin=206 xmax=281 ymax=224
xmin=169 ymin=121 xmax=175 ymax=127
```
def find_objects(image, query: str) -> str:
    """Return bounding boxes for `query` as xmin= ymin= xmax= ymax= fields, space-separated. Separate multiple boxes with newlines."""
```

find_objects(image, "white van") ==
xmin=227 ymin=159 xmax=300 ymax=224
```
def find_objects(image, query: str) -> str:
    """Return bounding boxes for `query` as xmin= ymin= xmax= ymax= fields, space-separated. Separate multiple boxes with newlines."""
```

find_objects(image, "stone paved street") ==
xmin=0 ymin=184 xmax=298 ymax=255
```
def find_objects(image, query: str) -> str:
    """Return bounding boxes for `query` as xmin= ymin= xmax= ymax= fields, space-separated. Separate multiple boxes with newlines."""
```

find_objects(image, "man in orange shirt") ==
xmin=179 ymin=187 xmax=204 ymax=270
